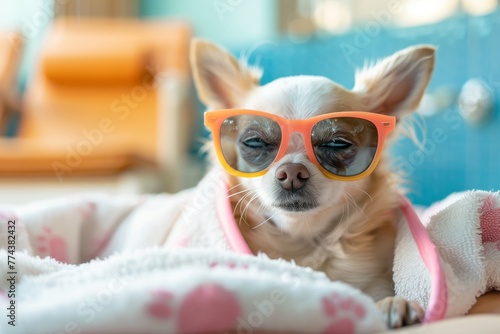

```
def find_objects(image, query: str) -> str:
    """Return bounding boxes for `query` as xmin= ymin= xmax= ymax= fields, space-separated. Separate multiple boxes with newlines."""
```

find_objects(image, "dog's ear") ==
xmin=353 ymin=45 xmax=435 ymax=118
xmin=190 ymin=39 xmax=261 ymax=109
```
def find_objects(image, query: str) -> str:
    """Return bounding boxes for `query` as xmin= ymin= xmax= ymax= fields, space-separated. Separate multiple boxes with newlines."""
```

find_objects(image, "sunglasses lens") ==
xmin=312 ymin=117 xmax=378 ymax=176
xmin=220 ymin=115 xmax=282 ymax=173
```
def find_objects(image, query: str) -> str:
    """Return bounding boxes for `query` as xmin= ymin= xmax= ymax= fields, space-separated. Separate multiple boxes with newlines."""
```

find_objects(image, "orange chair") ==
xmin=0 ymin=31 xmax=23 ymax=134
xmin=0 ymin=18 xmax=195 ymax=203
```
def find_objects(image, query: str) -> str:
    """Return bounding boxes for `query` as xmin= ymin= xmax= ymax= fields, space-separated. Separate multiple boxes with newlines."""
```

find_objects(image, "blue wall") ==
xmin=231 ymin=12 xmax=500 ymax=205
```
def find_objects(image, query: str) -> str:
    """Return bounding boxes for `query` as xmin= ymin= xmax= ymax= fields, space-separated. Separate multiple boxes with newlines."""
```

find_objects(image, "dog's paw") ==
xmin=376 ymin=296 xmax=424 ymax=329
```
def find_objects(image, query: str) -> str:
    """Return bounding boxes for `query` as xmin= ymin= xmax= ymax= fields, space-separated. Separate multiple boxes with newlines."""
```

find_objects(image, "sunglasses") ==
xmin=204 ymin=109 xmax=396 ymax=181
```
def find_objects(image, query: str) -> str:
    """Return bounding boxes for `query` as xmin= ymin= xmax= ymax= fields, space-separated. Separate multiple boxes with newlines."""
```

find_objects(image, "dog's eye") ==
xmin=320 ymin=138 xmax=352 ymax=150
xmin=242 ymin=137 xmax=269 ymax=149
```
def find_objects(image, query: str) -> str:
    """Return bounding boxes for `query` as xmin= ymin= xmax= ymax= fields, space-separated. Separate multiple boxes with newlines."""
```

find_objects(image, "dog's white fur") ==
xmin=191 ymin=39 xmax=435 ymax=326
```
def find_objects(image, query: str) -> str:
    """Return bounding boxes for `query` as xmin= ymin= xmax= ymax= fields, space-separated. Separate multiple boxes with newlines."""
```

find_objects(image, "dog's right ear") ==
xmin=190 ymin=39 xmax=261 ymax=109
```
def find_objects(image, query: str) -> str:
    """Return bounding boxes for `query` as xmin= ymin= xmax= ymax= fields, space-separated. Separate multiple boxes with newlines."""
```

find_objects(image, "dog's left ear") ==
xmin=353 ymin=45 xmax=435 ymax=118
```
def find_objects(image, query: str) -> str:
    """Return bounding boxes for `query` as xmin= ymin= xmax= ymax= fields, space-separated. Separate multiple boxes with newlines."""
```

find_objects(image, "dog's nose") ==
xmin=275 ymin=163 xmax=310 ymax=192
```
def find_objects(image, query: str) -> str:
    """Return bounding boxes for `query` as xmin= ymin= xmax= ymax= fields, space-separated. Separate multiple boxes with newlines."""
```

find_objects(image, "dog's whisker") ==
xmin=347 ymin=186 xmax=374 ymax=203
xmin=238 ymin=189 xmax=262 ymax=225
xmin=233 ymin=190 xmax=255 ymax=218
xmin=226 ymin=183 xmax=251 ymax=199
xmin=227 ymin=181 xmax=243 ymax=190
xmin=233 ymin=191 xmax=252 ymax=213
xmin=339 ymin=195 xmax=347 ymax=227
xmin=344 ymin=193 xmax=357 ymax=215
xmin=227 ymin=182 xmax=246 ymax=193
xmin=229 ymin=183 xmax=276 ymax=228
xmin=252 ymin=212 xmax=277 ymax=230
xmin=227 ymin=188 xmax=252 ymax=199
xmin=304 ymin=215 xmax=313 ymax=240
xmin=241 ymin=192 xmax=261 ymax=221
xmin=345 ymin=193 xmax=367 ymax=220
xmin=344 ymin=194 xmax=351 ymax=220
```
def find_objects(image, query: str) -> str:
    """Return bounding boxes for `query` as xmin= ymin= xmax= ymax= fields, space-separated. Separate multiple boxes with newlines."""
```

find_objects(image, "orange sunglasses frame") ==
xmin=204 ymin=109 xmax=396 ymax=181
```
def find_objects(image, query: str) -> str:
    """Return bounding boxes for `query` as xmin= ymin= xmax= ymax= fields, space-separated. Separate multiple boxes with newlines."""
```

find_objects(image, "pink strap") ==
xmin=400 ymin=195 xmax=448 ymax=322
xmin=216 ymin=182 xmax=252 ymax=255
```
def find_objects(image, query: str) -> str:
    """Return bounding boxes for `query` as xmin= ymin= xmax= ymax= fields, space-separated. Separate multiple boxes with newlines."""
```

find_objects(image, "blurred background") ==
xmin=0 ymin=0 xmax=498 ymax=205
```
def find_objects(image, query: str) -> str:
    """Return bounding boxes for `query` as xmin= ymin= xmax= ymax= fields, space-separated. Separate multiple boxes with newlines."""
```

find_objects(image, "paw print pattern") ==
xmin=0 ymin=212 xmax=18 ymax=234
xmin=322 ymin=292 xmax=366 ymax=334
xmin=36 ymin=226 xmax=68 ymax=263
xmin=146 ymin=290 xmax=174 ymax=319
xmin=209 ymin=261 xmax=249 ymax=269
xmin=0 ymin=212 xmax=17 ymax=221
xmin=175 ymin=237 xmax=190 ymax=248
xmin=178 ymin=283 xmax=241 ymax=334
xmin=480 ymin=196 xmax=500 ymax=251
xmin=0 ymin=289 xmax=7 ymax=301
xmin=80 ymin=202 xmax=96 ymax=220
xmin=145 ymin=284 xmax=241 ymax=334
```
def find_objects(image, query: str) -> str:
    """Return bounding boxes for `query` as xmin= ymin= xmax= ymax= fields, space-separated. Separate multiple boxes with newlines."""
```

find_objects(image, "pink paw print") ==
xmin=209 ymin=261 xmax=249 ymax=269
xmin=79 ymin=202 xmax=96 ymax=220
xmin=0 ymin=289 xmax=8 ymax=301
xmin=480 ymin=196 xmax=500 ymax=251
xmin=178 ymin=283 xmax=241 ymax=333
xmin=175 ymin=237 xmax=190 ymax=248
xmin=146 ymin=290 xmax=174 ymax=319
xmin=0 ymin=212 xmax=18 ymax=229
xmin=0 ymin=212 xmax=17 ymax=221
xmin=322 ymin=292 xmax=366 ymax=334
xmin=145 ymin=284 xmax=241 ymax=334
xmin=36 ymin=226 xmax=68 ymax=263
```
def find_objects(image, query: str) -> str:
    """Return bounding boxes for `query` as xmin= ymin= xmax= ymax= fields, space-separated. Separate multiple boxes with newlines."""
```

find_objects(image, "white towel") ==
xmin=394 ymin=190 xmax=500 ymax=318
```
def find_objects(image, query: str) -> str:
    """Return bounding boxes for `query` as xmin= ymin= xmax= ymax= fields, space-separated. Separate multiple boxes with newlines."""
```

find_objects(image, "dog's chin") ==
xmin=271 ymin=189 xmax=319 ymax=212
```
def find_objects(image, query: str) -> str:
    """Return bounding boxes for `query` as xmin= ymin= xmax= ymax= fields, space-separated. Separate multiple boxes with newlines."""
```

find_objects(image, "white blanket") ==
xmin=0 ymin=169 xmax=499 ymax=333
xmin=0 ymin=248 xmax=384 ymax=334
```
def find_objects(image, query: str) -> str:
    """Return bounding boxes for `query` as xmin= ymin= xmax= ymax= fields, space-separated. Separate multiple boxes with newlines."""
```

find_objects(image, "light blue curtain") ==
xmin=140 ymin=0 xmax=279 ymax=47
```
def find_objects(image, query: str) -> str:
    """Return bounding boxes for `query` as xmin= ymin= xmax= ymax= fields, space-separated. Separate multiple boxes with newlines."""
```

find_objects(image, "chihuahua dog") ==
xmin=191 ymin=39 xmax=435 ymax=328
